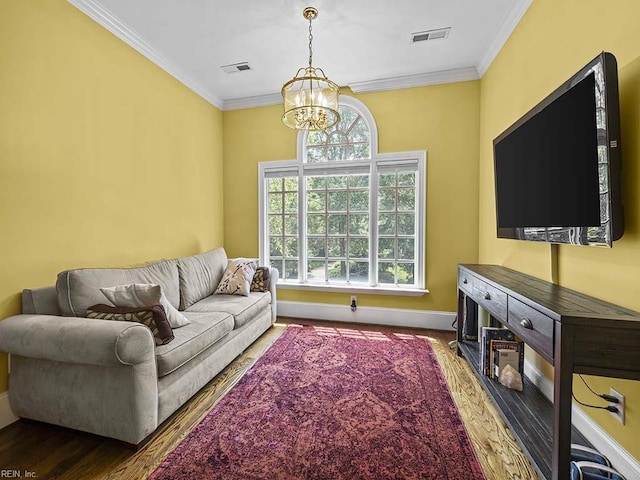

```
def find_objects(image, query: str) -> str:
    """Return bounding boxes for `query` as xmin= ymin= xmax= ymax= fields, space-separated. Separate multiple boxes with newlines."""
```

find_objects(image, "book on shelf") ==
xmin=479 ymin=327 xmax=523 ymax=378
xmin=490 ymin=339 xmax=524 ymax=379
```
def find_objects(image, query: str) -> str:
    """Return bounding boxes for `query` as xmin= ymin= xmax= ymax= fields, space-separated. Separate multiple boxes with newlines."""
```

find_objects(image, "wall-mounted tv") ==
xmin=493 ymin=52 xmax=623 ymax=247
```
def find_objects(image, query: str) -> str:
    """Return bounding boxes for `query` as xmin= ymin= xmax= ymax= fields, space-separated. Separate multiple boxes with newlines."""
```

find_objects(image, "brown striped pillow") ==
xmin=86 ymin=304 xmax=174 ymax=345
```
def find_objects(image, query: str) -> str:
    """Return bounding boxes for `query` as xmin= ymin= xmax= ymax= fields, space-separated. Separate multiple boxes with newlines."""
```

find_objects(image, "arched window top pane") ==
xmin=304 ymin=102 xmax=373 ymax=163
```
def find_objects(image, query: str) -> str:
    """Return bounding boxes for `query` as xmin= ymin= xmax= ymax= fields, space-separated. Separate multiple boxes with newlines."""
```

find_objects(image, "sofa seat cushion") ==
xmin=155 ymin=311 xmax=233 ymax=377
xmin=186 ymin=292 xmax=271 ymax=329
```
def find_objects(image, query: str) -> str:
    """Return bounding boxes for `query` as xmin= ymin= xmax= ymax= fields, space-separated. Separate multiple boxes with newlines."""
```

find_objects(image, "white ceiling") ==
xmin=68 ymin=0 xmax=531 ymax=110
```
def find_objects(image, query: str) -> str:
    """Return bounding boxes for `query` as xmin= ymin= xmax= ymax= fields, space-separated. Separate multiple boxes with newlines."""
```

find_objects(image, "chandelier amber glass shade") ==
xmin=281 ymin=7 xmax=340 ymax=131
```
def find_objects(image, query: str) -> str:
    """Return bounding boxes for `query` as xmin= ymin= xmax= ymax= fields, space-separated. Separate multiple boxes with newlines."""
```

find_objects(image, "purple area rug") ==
xmin=150 ymin=325 xmax=486 ymax=480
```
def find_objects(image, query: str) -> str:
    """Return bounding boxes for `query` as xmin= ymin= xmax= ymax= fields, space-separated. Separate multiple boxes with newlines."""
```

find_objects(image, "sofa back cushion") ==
xmin=56 ymin=260 xmax=180 ymax=317
xmin=177 ymin=247 xmax=227 ymax=310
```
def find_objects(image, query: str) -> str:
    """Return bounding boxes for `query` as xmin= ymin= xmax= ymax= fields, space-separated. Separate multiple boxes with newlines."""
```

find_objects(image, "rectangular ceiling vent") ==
xmin=220 ymin=62 xmax=252 ymax=74
xmin=411 ymin=27 xmax=451 ymax=44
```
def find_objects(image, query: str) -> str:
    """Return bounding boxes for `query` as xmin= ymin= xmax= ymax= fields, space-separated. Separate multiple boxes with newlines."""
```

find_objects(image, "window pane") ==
xmin=307 ymin=176 xmax=326 ymax=189
xmin=349 ymin=118 xmax=369 ymax=143
xmin=307 ymin=237 xmax=326 ymax=258
xmin=397 ymin=188 xmax=415 ymax=211
xmin=397 ymin=263 xmax=415 ymax=285
xmin=379 ymin=174 xmax=396 ymax=187
xmin=284 ymin=193 xmax=297 ymax=212
xmin=307 ymin=146 xmax=326 ymax=163
xmin=398 ymin=172 xmax=416 ymax=186
xmin=349 ymin=175 xmax=369 ymax=188
xmin=397 ymin=214 xmax=415 ymax=235
xmin=327 ymin=145 xmax=347 ymax=161
xmin=338 ymin=108 xmax=358 ymax=131
xmin=268 ymin=178 xmax=282 ymax=192
xmin=268 ymin=193 xmax=282 ymax=214
xmin=284 ymin=237 xmax=298 ymax=257
xmin=349 ymin=214 xmax=369 ymax=235
xmin=349 ymin=190 xmax=368 ymax=211
xmin=307 ymin=191 xmax=326 ymax=212
xmin=327 ymin=176 xmax=347 ymax=189
xmin=284 ymin=260 xmax=298 ymax=280
xmin=327 ymin=237 xmax=346 ymax=257
xmin=270 ymin=259 xmax=283 ymax=272
xmin=378 ymin=262 xmax=395 ymax=284
xmin=284 ymin=215 xmax=297 ymax=235
xmin=379 ymin=189 xmax=396 ymax=211
xmin=270 ymin=238 xmax=283 ymax=257
xmin=284 ymin=177 xmax=298 ymax=191
xmin=398 ymin=238 xmax=415 ymax=259
xmin=349 ymin=238 xmax=368 ymax=258
xmin=307 ymin=130 xmax=327 ymax=147
xmin=307 ymin=214 xmax=326 ymax=234
xmin=269 ymin=215 xmax=282 ymax=235
xmin=307 ymin=261 xmax=325 ymax=281
xmin=328 ymin=191 xmax=347 ymax=211
xmin=378 ymin=238 xmax=395 ymax=259
xmin=328 ymin=261 xmax=347 ymax=281
xmin=353 ymin=143 xmax=370 ymax=159
xmin=349 ymin=261 xmax=369 ymax=282
xmin=328 ymin=214 xmax=347 ymax=234
xmin=378 ymin=214 xmax=395 ymax=235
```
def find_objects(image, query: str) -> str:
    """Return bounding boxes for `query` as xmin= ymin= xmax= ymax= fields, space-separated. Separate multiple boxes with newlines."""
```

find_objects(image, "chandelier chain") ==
xmin=308 ymin=16 xmax=313 ymax=69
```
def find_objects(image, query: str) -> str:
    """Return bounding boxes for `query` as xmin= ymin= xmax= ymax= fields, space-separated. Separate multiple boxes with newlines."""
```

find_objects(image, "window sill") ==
xmin=276 ymin=282 xmax=428 ymax=297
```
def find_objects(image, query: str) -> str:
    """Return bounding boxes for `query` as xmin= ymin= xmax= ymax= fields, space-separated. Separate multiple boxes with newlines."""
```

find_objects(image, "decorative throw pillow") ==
xmin=100 ymin=283 xmax=190 ymax=328
xmin=214 ymin=259 xmax=257 ymax=296
xmin=86 ymin=304 xmax=174 ymax=345
xmin=250 ymin=267 xmax=271 ymax=292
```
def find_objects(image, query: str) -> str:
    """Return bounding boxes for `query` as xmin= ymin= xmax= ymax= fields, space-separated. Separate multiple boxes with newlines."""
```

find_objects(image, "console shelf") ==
xmin=458 ymin=340 xmax=588 ymax=480
xmin=457 ymin=264 xmax=640 ymax=480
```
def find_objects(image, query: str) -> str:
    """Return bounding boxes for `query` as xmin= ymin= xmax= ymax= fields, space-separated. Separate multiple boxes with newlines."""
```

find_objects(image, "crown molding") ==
xmin=477 ymin=0 xmax=533 ymax=76
xmin=222 ymin=93 xmax=283 ymax=111
xmin=67 ymin=0 xmax=224 ymax=110
xmin=348 ymin=67 xmax=479 ymax=94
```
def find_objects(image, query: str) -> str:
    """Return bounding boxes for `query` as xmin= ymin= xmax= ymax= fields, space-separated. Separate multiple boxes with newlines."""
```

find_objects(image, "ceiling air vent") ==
xmin=220 ymin=62 xmax=252 ymax=74
xmin=411 ymin=27 xmax=451 ymax=43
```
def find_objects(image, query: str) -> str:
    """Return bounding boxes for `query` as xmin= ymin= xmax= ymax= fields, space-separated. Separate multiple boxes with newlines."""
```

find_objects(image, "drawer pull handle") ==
xmin=483 ymin=292 xmax=491 ymax=300
xmin=520 ymin=318 xmax=533 ymax=329
xmin=463 ymin=278 xmax=468 ymax=284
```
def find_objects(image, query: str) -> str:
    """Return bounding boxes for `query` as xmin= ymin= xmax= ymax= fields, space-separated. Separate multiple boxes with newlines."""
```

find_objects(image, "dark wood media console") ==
xmin=456 ymin=264 xmax=640 ymax=480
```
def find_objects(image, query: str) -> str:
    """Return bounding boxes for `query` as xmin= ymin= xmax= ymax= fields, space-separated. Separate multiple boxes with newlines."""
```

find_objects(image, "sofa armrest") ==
xmin=268 ymin=267 xmax=279 ymax=321
xmin=0 ymin=314 xmax=155 ymax=366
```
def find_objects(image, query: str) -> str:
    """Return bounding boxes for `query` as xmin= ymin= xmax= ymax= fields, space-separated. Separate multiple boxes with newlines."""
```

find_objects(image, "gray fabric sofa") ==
xmin=0 ymin=247 xmax=278 ymax=445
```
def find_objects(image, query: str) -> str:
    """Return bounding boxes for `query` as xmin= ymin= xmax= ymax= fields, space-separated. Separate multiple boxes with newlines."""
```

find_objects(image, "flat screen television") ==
xmin=493 ymin=52 xmax=623 ymax=247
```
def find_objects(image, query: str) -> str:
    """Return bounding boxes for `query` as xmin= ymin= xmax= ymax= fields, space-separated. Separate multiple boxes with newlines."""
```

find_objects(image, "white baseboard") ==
xmin=0 ymin=391 xmax=18 ymax=430
xmin=524 ymin=360 xmax=640 ymax=479
xmin=277 ymin=300 xmax=456 ymax=331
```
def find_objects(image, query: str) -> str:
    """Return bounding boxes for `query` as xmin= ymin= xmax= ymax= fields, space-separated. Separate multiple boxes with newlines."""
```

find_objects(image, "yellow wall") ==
xmin=0 ymin=1 xmax=224 ymax=392
xmin=479 ymin=0 xmax=640 ymax=459
xmin=223 ymin=83 xmax=480 ymax=312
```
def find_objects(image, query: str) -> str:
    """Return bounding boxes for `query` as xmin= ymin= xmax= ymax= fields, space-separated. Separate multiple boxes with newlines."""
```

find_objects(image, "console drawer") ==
xmin=508 ymin=297 xmax=555 ymax=362
xmin=458 ymin=268 xmax=475 ymax=296
xmin=473 ymin=278 xmax=508 ymax=321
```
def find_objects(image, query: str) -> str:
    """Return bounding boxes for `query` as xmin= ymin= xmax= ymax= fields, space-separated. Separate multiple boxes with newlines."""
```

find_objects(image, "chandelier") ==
xmin=281 ymin=7 xmax=340 ymax=131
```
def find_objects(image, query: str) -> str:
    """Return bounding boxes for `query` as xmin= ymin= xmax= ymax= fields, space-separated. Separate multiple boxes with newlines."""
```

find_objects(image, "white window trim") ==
xmin=258 ymin=96 xmax=427 ymax=296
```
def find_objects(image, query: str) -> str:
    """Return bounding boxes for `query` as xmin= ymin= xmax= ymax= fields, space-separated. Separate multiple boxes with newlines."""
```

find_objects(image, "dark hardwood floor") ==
xmin=0 ymin=319 xmax=537 ymax=479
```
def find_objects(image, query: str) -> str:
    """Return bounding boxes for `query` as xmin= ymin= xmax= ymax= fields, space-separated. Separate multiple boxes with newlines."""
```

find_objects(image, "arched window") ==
xmin=259 ymin=96 xmax=426 ymax=294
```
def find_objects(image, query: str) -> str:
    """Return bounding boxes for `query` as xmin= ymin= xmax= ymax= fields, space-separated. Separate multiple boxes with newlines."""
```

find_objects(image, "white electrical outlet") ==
xmin=609 ymin=388 xmax=625 ymax=425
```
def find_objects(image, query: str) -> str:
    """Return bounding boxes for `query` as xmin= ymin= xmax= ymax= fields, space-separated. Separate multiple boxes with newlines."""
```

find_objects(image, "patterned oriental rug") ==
xmin=150 ymin=325 xmax=486 ymax=480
